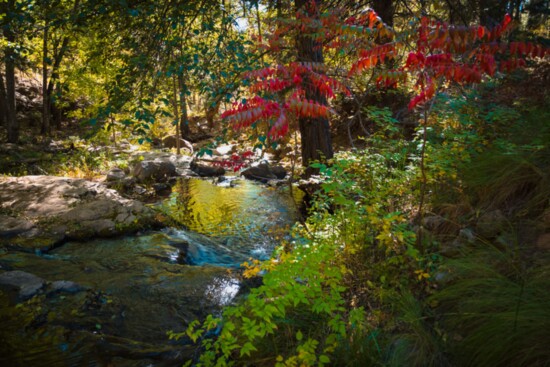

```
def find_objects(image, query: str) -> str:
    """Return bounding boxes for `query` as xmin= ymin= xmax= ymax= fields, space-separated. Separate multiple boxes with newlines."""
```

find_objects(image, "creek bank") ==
xmin=0 ymin=175 xmax=163 ymax=252
xmin=0 ymin=175 xmax=304 ymax=365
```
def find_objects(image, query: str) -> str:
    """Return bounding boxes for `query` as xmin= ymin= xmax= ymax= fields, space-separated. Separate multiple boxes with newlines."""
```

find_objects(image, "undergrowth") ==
xmin=171 ymin=74 xmax=550 ymax=366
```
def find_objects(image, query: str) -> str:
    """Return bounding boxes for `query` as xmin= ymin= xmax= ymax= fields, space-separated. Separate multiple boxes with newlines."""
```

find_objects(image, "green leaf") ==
xmin=240 ymin=342 xmax=257 ymax=357
xmin=296 ymin=330 xmax=303 ymax=341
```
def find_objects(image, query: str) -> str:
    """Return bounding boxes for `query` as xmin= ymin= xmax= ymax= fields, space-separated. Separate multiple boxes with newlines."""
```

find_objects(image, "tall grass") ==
xmin=432 ymin=242 xmax=550 ymax=367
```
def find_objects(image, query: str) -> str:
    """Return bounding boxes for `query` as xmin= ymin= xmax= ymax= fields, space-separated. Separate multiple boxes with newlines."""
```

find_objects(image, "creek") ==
xmin=0 ymin=177 xmax=303 ymax=366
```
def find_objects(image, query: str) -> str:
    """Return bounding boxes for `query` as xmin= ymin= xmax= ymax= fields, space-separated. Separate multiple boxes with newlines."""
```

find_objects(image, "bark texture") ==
xmin=295 ymin=0 xmax=333 ymax=176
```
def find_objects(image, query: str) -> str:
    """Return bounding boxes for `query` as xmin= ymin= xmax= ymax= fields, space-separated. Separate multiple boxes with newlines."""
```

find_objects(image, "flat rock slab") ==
xmin=0 ymin=215 xmax=35 ymax=236
xmin=0 ymin=176 xmax=161 ymax=251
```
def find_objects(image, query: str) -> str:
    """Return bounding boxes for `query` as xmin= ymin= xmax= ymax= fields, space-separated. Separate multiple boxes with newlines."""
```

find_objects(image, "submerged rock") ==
xmin=49 ymin=280 xmax=86 ymax=294
xmin=0 ymin=270 xmax=45 ymax=300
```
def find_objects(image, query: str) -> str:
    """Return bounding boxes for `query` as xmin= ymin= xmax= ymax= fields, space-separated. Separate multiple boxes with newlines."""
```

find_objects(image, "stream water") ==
xmin=0 ymin=178 xmax=303 ymax=366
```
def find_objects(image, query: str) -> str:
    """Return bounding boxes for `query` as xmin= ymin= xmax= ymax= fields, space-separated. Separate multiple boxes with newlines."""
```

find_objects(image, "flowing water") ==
xmin=0 ymin=178 xmax=303 ymax=366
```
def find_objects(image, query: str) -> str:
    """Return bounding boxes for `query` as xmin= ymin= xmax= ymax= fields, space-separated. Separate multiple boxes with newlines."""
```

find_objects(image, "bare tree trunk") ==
xmin=172 ymin=75 xmax=181 ymax=155
xmin=6 ymin=0 xmax=18 ymax=143
xmin=42 ymin=19 xmax=50 ymax=135
xmin=295 ymin=0 xmax=333 ymax=176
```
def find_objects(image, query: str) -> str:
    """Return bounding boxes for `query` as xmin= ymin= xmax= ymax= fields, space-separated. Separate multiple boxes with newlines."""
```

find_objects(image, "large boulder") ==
xmin=241 ymin=163 xmax=287 ymax=182
xmin=132 ymin=160 xmax=177 ymax=183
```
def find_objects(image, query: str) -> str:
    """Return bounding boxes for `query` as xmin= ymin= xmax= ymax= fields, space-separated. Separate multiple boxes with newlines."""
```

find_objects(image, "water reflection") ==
xmin=161 ymin=178 xmax=303 ymax=264
xmin=206 ymin=276 xmax=241 ymax=307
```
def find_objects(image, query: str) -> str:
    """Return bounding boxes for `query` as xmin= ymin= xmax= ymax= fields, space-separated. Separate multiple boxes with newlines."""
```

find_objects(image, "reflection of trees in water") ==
xmin=169 ymin=179 xmax=240 ymax=236
xmin=169 ymin=179 xmax=195 ymax=228
xmin=164 ymin=178 xmax=301 ymax=245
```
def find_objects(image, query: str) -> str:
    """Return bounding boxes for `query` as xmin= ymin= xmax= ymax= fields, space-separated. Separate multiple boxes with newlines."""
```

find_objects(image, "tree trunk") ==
xmin=0 ymin=74 xmax=7 ymax=126
xmin=172 ymin=75 xmax=181 ymax=155
xmin=42 ymin=0 xmax=79 ymax=133
xmin=205 ymin=99 xmax=218 ymax=130
xmin=42 ymin=20 xmax=50 ymax=135
xmin=178 ymin=73 xmax=190 ymax=139
xmin=6 ymin=0 xmax=18 ymax=143
xmin=372 ymin=0 xmax=394 ymax=26
xmin=53 ymin=82 xmax=63 ymax=129
xmin=479 ymin=0 xmax=506 ymax=26
xmin=295 ymin=0 xmax=333 ymax=176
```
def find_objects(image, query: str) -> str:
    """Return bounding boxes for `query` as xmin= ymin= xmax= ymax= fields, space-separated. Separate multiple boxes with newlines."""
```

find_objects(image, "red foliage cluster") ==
xmin=223 ymin=5 xmax=548 ymax=140
xmin=404 ymin=14 xmax=548 ymax=110
xmin=349 ymin=43 xmax=400 ymax=75
xmin=224 ymin=60 xmax=346 ymax=139
xmin=211 ymin=151 xmax=255 ymax=172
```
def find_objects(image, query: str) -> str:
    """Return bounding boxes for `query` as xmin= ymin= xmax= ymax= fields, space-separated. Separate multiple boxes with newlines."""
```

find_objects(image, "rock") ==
xmin=62 ymin=199 xmax=118 ymax=222
xmin=476 ymin=210 xmax=508 ymax=238
xmin=241 ymin=163 xmax=286 ymax=182
xmin=49 ymin=280 xmax=85 ymax=294
xmin=106 ymin=168 xmax=126 ymax=182
xmin=0 ymin=270 xmax=45 ymax=300
xmin=271 ymin=165 xmax=287 ymax=179
xmin=422 ymin=215 xmax=446 ymax=231
xmin=133 ymin=185 xmax=148 ymax=195
xmin=132 ymin=160 xmax=177 ymax=183
xmin=536 ymin=233 xmax=550 ymax=251
xmin=84 ymin=219 xmax=116 ymax=237
xmin=121 ymin=177 xmax=136 ymax=188
xmin=458 ymin=228 xmax=476 ymax=243
xmin=0 ymin=176 xmax=161 ymax=250
xmin=152 ymin=183 xmax=171 ymax=195
xmin=162 ymin=135 xmax=194 ymax=153
xmin=168 ymin=240 xmax=190 ymax=265
xmin=0 ymin=215 xmax=35 ymax=237
xmin=190 ymin=161 xmax=225 ymax=177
